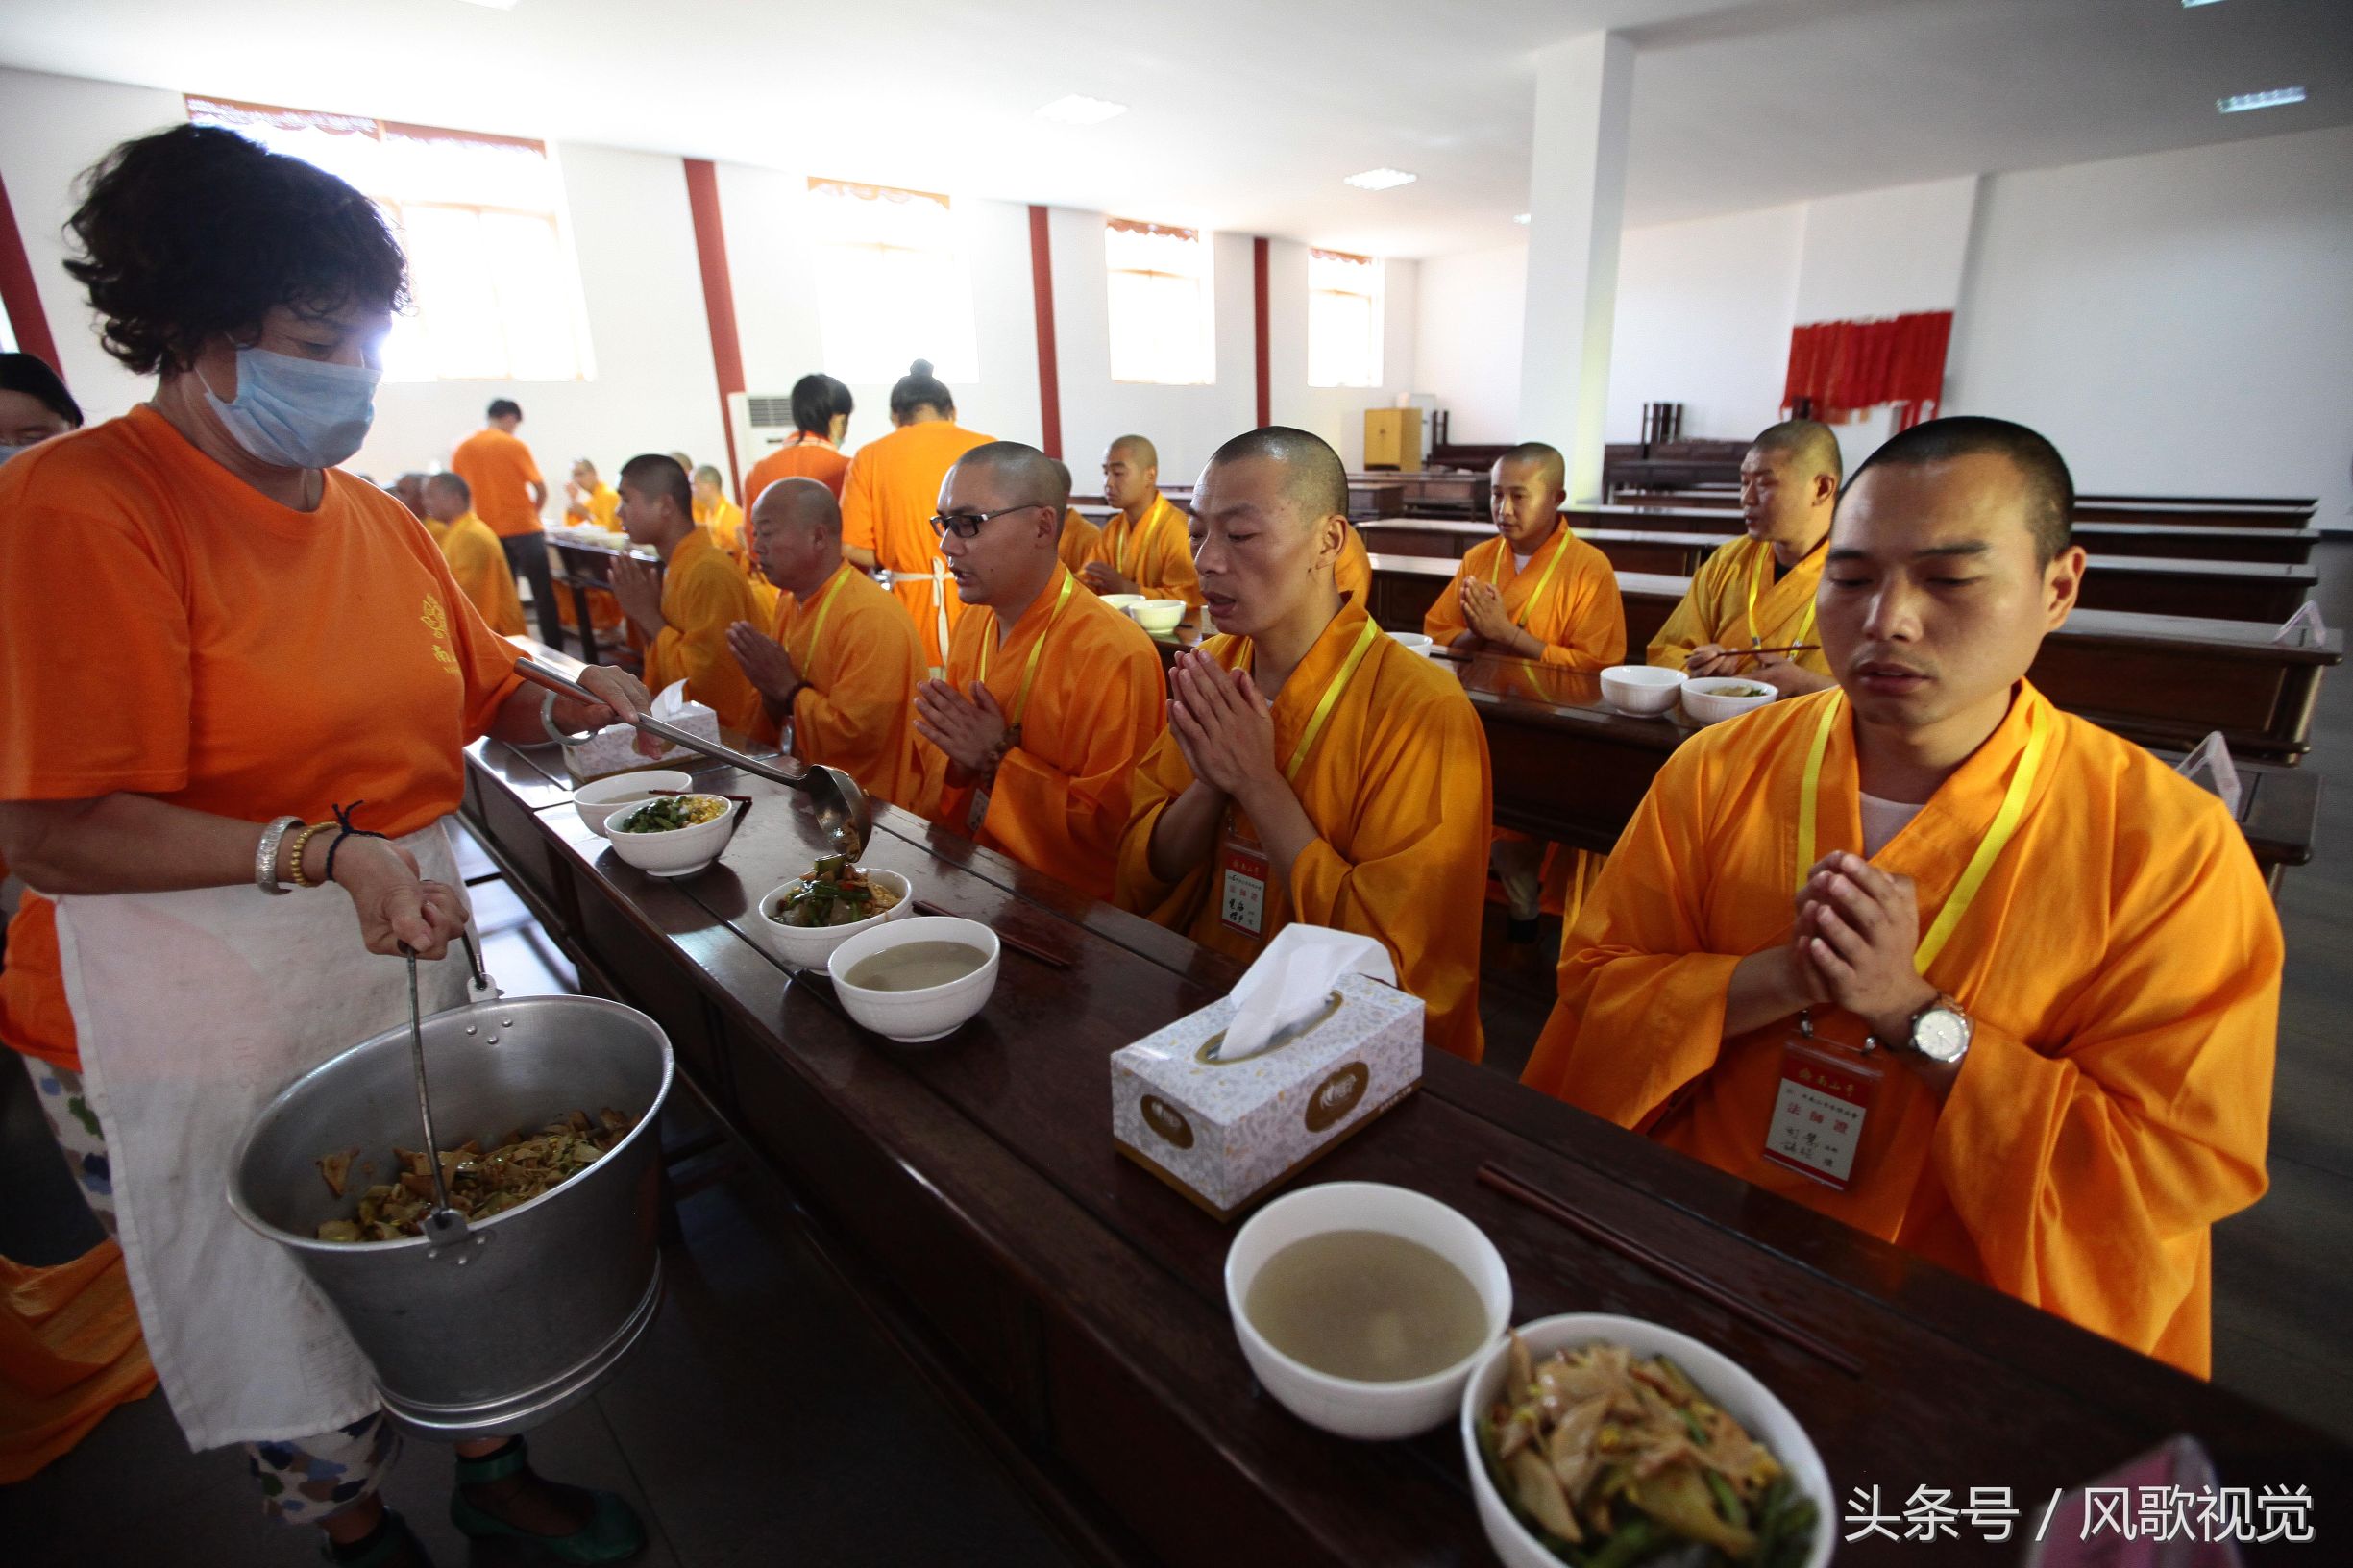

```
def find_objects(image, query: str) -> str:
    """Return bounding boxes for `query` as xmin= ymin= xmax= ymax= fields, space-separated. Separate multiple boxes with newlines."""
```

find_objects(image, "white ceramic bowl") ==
xmin=601 ymin=794 xmax=743 ymax=878
xmin=571 ymin=770 xmax=696 ymax=838
xmin=1683 ymin=674 xmax=1779 ymax=725
xmin=752 ymin=869 xmax=914 ymax=970
xmin=1388 ymin=631 xmax=1434 ymax=655
xmin=1130 ymin=599 xmax=1187 ymax=634
xmin=1225 ymin=1181 xmax=1511 ymax=1441
xmin=825 ymin=915 xmax=1001 ymax=1044
xmin=1598 ymin=664 xmax=1685 ymax=717
xmin=1459 ymin=1313 xmax=1833 ymax=1568
xmin=1100 ymin=593 xmax=1146 ymax=614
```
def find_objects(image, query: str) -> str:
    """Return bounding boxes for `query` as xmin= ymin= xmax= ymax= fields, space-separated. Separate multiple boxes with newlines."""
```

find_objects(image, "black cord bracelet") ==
xmin=322 ymin=800 xmax=389 ymax=886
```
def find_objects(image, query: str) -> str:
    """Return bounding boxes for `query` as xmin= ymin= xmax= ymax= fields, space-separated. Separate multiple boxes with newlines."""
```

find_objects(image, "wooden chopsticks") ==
xmin=1476 ymin=1162 xmax=1866 ymax=1378
xmin=913 ymin=898 xmax=1071 ymax=969
xmin=1733 ymin=644 xmax=1819 ymax=663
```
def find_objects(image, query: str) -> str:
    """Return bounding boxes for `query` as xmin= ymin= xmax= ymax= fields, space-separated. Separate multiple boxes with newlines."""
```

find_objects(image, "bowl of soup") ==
xmin=1225 ymin=1180 xmax=1510 ymax=1440
xmin=1130 ymin=599 xmax=1188 ymax=635
xmin=1100 ymin=593 xmax=1146 ymax=614
xmin=824 ymin=915 xmax=1000 ymax=1044
xmin=1598 ymin=664 xmax=1684 ymax=717
xmin=1682 ymin=675 xmax=1778 ymax=725
xmin=571 ymin=770 xmax=697 ymax=838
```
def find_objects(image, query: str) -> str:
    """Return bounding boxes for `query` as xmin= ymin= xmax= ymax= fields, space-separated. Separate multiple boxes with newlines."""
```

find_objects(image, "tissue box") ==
xmin=1111 ymin=972 xmax=1423 ymax=1219
xmin=562 ymin=702 xmax=719 ymax=782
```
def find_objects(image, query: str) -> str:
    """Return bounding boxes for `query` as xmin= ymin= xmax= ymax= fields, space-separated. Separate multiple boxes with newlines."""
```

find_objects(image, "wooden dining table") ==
xmin=460 ymin=722 xmax=2346 ymax=1567
xmin=1356 ymin=521 xmax=2319 ymax=625
xmin=1555 ymin=506 xmax=2327 ymax=566
xmin=1612 ymin=490 xmax=2317 ymax=530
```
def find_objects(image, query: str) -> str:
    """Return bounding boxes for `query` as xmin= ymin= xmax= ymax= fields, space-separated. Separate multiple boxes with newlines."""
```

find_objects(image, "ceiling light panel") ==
xmin=1037 ymin=94 xmax=1128 ymax=126
xmin=1344 ymin=167 xmax=1417 ymax=191
xmin=2218 ymin=86 xmax=2306 ymax=113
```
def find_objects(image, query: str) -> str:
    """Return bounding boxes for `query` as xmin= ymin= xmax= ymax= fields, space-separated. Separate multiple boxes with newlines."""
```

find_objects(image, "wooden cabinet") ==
xmin=1361 ymin=408 xmax=1422 ymax=472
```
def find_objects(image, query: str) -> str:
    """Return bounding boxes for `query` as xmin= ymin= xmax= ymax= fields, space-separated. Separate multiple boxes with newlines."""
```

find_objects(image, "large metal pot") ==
xmin=229 ymin=992 xmax=674 ymax=1439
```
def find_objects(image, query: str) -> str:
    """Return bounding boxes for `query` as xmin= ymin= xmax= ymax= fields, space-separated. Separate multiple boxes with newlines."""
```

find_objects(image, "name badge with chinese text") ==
xmin=1764 ymin=1034 xmax=1882 ymax=1191
xmin=1218 ymin=812 xmax=1270 ymax=939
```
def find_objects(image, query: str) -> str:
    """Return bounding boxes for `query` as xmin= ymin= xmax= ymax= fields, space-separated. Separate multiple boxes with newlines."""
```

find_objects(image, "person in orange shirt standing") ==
xmin=841 ymin=359 xmax=993 ymax=670
xmin=1523 ymin=417 xmax=2280 ymax=1374
xmin=740 ymin=373 xmax=854 ymax=504
xmin=911 ymin=442 xmax=1166 ymax=901
xmin=450 ymin=398 xmax=563 ymax=649
xmin=1423 ymin=440 xmax=1626 ymax=938
xmin=608 ymin=453 xmax=767 ymax=737
xmin=1081 ymin=434 xmax=1198 ymax=607
xmin=420 ymin=472 xmax=526 ymax=636
xmin=727 ymin=478 xmax=922 ymax=808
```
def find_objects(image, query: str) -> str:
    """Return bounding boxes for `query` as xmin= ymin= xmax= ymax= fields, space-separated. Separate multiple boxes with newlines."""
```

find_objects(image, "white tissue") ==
xmin=651 ymin=678 xmax=692 ymax=719
xmin=1220 ymin=924 xmax=1396 ymax=1062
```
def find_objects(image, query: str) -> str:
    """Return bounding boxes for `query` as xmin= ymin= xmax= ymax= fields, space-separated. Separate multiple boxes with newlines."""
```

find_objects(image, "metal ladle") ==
xmin=400 ymin=931 xmax=495 ymax=1257
xmin=514 ymin=656 xmax=872 ymax=857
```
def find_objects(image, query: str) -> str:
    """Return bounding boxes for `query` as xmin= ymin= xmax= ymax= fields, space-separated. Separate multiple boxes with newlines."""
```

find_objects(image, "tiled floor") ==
xmin=6 ymin=545 xmax=2349 ymax=1562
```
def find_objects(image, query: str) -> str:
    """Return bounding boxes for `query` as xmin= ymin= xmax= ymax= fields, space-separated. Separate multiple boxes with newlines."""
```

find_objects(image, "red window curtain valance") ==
xmin=1782 ymin=310 xmax=1952 ymax=430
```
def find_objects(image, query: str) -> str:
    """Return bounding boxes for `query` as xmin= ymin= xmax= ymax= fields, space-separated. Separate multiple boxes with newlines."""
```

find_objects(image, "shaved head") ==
xmin=422 ymin=471 xmax=470 ymax=524
xmin=748 ymin=476 xmax=842 ymax=594
xmin=1498 ymin=441 xmax=1566 ymax=494
xmin=693 ymin=464 xmax=724 ymax=490
xmin=1203 ymin=426 xmax=1347 ymax=527
xmin=1044 ymin=457 xmax=1074 ymax=513
xmin=953 ymin=440 xmax=1063 ymax=510
xmin=751 ymin=475 xmax=839 ymax=533
xmin=1108 ymin=434 xmax=1158 ymax=470
xmin=1750 ymin=419 xmax=1842 ymax=486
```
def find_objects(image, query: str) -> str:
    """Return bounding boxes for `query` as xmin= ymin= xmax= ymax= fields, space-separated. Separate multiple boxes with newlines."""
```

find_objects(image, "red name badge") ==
xmin=1763 ymin=1036 xmax=1883 ymax=1191
xmin=1218 ymin=817 xmax=1270 ymax=938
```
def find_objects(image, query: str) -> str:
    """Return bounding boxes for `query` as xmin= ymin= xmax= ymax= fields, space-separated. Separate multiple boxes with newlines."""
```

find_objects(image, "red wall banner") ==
xmin=1782 ymin=310 xmax=1952 ymax=429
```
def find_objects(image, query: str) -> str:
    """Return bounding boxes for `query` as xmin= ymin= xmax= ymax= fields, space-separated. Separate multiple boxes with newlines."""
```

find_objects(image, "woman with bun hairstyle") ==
xmin=0 ymin=123 xmax=651 ymax=1567
xmin=838 ymin=358 xmax=993 ymax=667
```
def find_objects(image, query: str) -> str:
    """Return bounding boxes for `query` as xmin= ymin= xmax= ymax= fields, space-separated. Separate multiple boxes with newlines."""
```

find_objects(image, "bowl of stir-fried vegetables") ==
xmin=1459 ymin=1315 xmax=1829 ymax=1568
xmin=753 ymin=856 xmax=912 ymax=968
xmin=601 ymin=793 xmax=741 ymax=877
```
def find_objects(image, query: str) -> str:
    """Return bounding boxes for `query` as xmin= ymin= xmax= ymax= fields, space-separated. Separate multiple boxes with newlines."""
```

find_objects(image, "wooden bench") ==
xmin=1616 ymin=488 xmax=2316 ymax=530
xmin=1355 ymin=521 xmax=2317 ymax=623
xmin=1361 ymin=556 xmax=2338 ymax=764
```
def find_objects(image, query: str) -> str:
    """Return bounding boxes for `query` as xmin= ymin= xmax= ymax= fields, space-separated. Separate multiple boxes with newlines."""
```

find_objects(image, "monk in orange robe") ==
xmin=1424 ymin=441 xmax=1626 ymax=936
xmin=608 ymin=453 xmax=767 ymax=737
xmin=420 ymin=473 xmax=527 ymax=637
xmin=911 ymin=443 xmax=1165 ymax=901
xmin=1524 ymin=417 xmax=2280 ymax=1374
xmin=1648 ymin=420 xmax=1841 ymax=693
xmin=841 ymin=360 xmax=993 ymax=669
xmin=1081 ymin=435 xmax=1200 ymax=607
xmin=1047 ymin=458 xmax=1102 ymax=574
xmin=727 ymin=478 xmax=921 ymax=809
xmin=1115 ymin=428 xmax=1492 ymax=1063
xmin=741 ymin=373 xmax=854 ymax=502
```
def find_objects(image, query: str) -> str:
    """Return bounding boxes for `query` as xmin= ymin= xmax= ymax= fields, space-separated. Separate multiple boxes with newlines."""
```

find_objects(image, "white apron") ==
xmin=53 ymin=821 xmax=471 ymax=1450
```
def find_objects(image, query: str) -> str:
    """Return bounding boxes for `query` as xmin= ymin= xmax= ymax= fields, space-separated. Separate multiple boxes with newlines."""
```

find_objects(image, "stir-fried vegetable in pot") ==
xmin=313 ymin=1109 xmax=638 ymax=1242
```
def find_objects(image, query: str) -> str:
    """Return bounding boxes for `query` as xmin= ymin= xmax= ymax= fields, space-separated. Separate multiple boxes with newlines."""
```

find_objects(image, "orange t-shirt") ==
xmin=841 ymin=420 xmax=995 ymax=666
xmin=450 ymin=427 xmax=546 ymax=538
xmin=0 ymin=407 xmax=527 ymax=1071
xmin=743 ymin=435 xmax=851 ymax=504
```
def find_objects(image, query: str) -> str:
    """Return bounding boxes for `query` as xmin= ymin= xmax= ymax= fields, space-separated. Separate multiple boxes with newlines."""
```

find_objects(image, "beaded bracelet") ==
xmin=285 ymin=821 xmax=333 ymax=889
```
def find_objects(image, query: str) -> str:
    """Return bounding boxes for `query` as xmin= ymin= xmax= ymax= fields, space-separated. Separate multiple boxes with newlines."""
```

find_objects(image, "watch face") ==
xmin=1915 ymin=1007 xmax=1971 ymax=1064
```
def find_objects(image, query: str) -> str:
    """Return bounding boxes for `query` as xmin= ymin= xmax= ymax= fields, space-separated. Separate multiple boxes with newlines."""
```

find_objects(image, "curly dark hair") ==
xmin=64 ymin=123 xmax=408 ymax=376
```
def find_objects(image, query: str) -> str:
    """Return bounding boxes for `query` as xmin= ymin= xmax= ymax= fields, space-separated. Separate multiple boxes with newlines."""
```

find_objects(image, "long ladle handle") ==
xmin=513 ymin=657 xmax=817 ymax=796
xmin=401 ymin=944 xmax=458 ymax=1218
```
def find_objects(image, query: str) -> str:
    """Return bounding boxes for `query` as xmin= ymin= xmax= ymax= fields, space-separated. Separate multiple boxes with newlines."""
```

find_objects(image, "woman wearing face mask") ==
xmin=0 ymin=352 xmax=82 ymax=463
xmin=0 ymin=126 xmax=651 ymax=1566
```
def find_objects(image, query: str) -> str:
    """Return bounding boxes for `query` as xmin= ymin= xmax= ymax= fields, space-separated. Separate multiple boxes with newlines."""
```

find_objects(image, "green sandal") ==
xmin=449 ymin=1436 xmax=648 ymax=1565
xmin=319 ymin=1507 xmax=431 ymax=1568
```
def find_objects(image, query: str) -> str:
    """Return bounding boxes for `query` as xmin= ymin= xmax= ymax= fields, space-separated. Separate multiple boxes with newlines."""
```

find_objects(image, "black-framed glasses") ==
xmin=930 ymin=502 xmax=1047 ymax=540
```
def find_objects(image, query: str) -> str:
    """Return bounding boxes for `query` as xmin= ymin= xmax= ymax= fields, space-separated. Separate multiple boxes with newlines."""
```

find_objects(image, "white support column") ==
xmin=1516 ymin=31 xmax=1633 ymax=502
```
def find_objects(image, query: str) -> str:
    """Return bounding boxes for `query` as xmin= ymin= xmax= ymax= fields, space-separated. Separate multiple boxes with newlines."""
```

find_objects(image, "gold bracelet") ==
xmin=286 ymin=821 xmax=332 ymax=889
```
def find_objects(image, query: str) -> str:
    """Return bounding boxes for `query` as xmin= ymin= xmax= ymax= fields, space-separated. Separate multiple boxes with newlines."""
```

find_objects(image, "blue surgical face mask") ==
xmin=0 ymin=443 xmax=33 ymax=467
xmin=201 ymin=344 xmax=380 ymax=470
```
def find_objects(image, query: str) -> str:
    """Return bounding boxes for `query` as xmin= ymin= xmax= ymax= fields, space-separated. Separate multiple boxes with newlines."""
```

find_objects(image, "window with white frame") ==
xmin=184 ymin=96 xmax=596 ymax=383
xmin=1104 ymin=219 xmax=1213 ymax=385
xmin=805 ymin=179 xmax=980 ymax=383
xmin=1307 ymin=248 xmax=1383 ymax=389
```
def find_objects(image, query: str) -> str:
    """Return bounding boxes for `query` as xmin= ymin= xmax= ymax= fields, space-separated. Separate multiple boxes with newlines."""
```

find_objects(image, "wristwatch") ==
xmin=1886 ymin=992 xmax=1972 ymax=1066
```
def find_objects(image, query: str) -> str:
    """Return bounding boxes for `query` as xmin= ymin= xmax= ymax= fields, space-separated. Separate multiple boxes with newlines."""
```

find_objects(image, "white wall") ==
xmin=1046 ymin=211 xmax=1255 ymax=488
xmin=1264 ymin=241 xmax=1420 ymax=471
xmin=0 ymin=66 xmax=729 ymax=490
xmin=1948 ymin=124 xmax=2353 ymax=527
xmin=1413 ymin=243 xmax=1527 ymax=447
xmin=1604 ymin=203 xmax=1803 ymax=451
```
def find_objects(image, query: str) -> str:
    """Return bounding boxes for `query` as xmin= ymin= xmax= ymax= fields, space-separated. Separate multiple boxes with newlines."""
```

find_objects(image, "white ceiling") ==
xmin=0 ymin=0 xmax=2343 ymax=257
